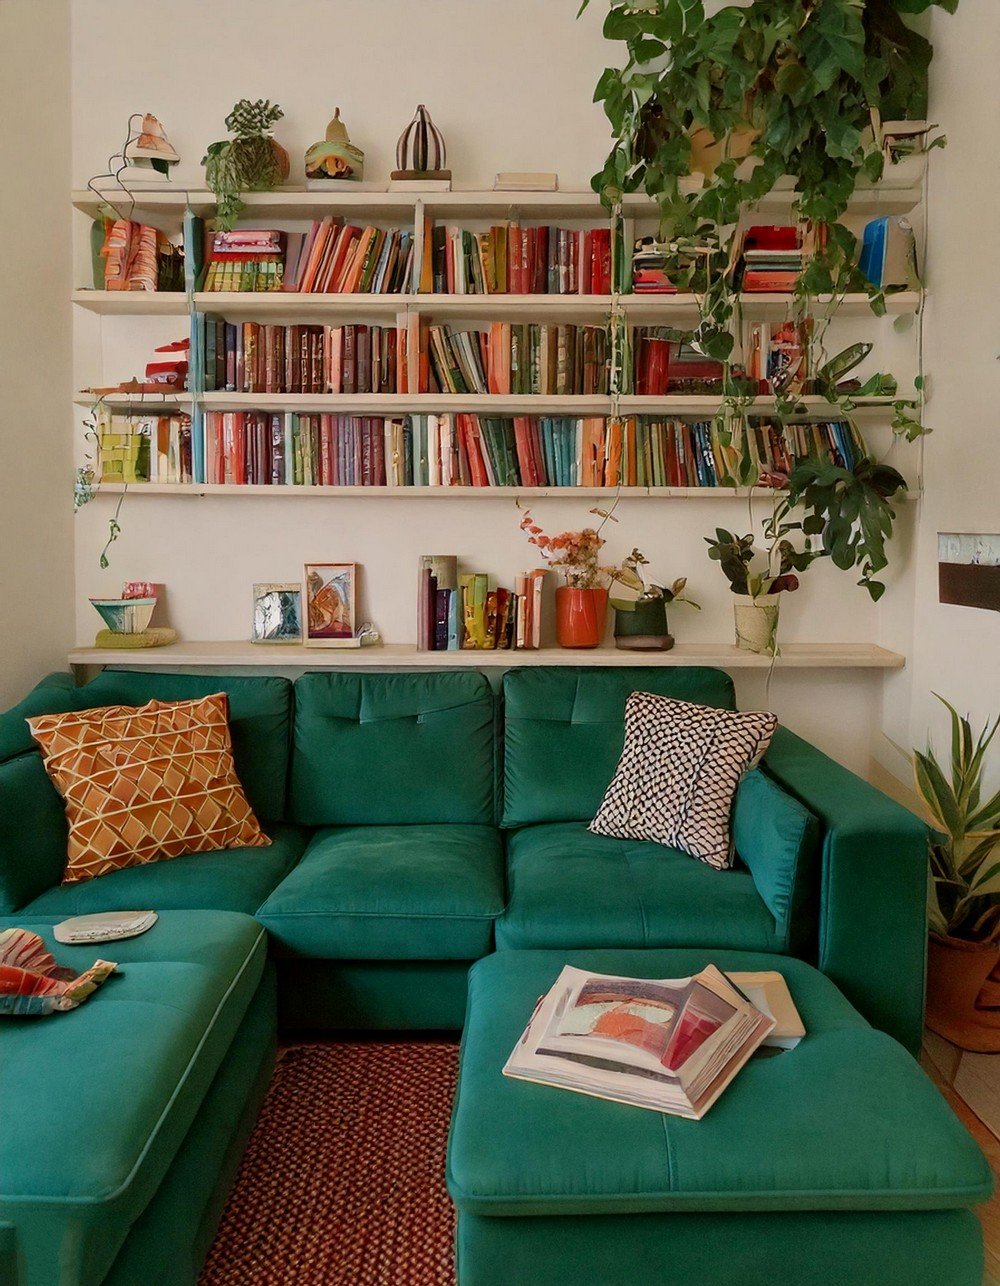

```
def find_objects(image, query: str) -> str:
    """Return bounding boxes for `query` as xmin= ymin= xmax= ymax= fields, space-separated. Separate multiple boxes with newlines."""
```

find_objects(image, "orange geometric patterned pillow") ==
xmin=27 ymin=693 xmax=270 ymax=884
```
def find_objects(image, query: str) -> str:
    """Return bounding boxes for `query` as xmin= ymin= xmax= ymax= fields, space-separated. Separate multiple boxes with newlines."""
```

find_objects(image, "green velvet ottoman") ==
xmin=447 ymin=949 xmax=992 ymax=1286
xmin=0 ymin=910 xmax=275 ymax=1286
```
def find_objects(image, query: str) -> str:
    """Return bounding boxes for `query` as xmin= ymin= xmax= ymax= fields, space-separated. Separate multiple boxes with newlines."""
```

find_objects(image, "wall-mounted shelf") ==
xmin=71 ymin=288 xmax=922 ymax=321
xmin=77 ymin=481 xmax=921 ymax=500
xmin=72 ymin=181 xmax=923 ymax=226
xmin=68 ymin=640 xmax=906 ymax=673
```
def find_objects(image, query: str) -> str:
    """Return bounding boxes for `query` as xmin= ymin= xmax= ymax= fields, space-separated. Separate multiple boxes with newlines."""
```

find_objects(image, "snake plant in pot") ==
xmin=919 ymin=697 xmax=1000 ymax=1051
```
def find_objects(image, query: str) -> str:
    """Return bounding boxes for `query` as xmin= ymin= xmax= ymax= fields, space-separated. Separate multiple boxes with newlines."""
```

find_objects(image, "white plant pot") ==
xmin=733 ymin=593 xmax=780 ymax=655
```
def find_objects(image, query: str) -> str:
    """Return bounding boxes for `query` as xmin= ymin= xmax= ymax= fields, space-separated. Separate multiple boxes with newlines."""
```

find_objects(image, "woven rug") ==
xmin=201 ymin=1041 xmax=459 ymax=1285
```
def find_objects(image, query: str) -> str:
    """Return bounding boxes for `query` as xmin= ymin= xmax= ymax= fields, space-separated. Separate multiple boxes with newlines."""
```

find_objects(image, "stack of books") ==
xmin=736 ymin=225 xmax=817 ymax=292
xmin=744 ymin=320 xmax=812 ymax=394
xmin=200 ymin=320 xmax=401 ymax=394
xmin=425 ymin=322 xmax=609 ymax=395
xmin=632 ymin=330 xmax=726 ymax=395
xmin=202 ymin=412 xmax=410 ymax=487
xmin=504 ymin=965 xmax=804 ymax=1119
xmin=420 ymin=221 xmax=611 ymax=294
xmin=284 ymin=218 xmax=413 ymax=294
xmin=201 ymin=230 xmax=284 ymax=292
xmin=417 ymin=556 xmax=546 ymax=651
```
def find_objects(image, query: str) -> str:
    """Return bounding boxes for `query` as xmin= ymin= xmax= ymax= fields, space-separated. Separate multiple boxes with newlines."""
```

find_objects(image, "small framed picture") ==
xmin=251 ymin=583 xmax=303 ymax=644
xmin=304 ymin=563 xmax=358 ymax=647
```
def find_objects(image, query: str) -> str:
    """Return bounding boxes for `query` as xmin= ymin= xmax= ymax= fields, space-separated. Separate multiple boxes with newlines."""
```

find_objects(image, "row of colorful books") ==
xmin=417 ymin=556 xmax=545 ymax=652
xmin=198 ymin=320 xmax=402 ymax=395
xmin=426 ymin=322 xmax=610 ymax=396
xmin=419 ymin=222 xmax=612 ymax=295
xmin=97 ymin=410 xmax=860 ymax=490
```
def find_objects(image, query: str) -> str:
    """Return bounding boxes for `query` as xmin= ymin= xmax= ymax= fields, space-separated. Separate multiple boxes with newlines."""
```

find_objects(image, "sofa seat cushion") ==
xmin=448 ymin=948 xmax=993 ymax=1218
xmin=0 ymin=911 xmax=267 ymax=1286
xmin=496 ymin=823 xmax=784 ymax=953
xmin=258 ymin=825 xmax=504 ymax=960
xmin=19 ymin=823 xmax=307 ymax=917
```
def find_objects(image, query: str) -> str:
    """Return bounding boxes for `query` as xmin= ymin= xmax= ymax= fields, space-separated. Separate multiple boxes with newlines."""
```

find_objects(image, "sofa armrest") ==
xmin=762 ymin=726 xmax=928 ymax=1056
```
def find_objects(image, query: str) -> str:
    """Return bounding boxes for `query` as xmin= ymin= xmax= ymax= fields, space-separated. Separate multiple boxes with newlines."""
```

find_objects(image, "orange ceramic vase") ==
xmin=555 ymin=587 xmax=608 ymax=648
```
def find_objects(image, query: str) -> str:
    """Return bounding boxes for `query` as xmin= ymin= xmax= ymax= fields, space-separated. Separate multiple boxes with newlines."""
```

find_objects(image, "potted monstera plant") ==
xmin=704 ymin=528 xmax=804 ymax=655
xmin=920 ymin=697 xmax=1000 ymax=1051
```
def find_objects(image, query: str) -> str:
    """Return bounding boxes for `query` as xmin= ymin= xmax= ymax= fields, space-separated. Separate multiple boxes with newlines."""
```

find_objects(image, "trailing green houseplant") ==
xmin=203 ymin=99 xmax=289 ymax=230
xmin=917 ymin=696 xmax=1000 ymax=1050
xmin=580 ymin=0 xmax=957 ymax=590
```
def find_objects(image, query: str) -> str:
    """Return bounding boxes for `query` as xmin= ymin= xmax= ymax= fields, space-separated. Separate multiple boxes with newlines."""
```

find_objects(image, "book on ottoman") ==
xmin=504 ymin=964 xmax=775 ymax=1119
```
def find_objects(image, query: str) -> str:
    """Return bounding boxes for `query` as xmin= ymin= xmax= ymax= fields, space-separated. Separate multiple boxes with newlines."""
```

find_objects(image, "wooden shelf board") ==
xmin=68 ymin=640 xmax=905 ymax=671
xmin=71 ymin=289 xmax=921 ymax=321
xmin=72 ymin=182 xmax=921 ymax=223
xmin=86 ymin=483 xmax=785 ymax=499
xmin=72 ymin=290 xmax=189 ymax=315
xmin=191 ymin=392 xmax=897 ymax=416
xmin=74 ymin=392 xmax=191 ymax=409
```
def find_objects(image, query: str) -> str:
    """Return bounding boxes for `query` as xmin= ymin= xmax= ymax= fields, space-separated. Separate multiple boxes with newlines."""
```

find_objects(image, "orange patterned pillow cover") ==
xmin=27 ymin=693 xmax=270 ymax=884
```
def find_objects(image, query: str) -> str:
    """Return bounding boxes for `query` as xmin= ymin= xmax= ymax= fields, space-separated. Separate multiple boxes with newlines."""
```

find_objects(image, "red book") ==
xmin=513 ymin=416 xmax=537 ymax=486
xmin=533 ymin=227 xmax=549 ymax=293
xmin=583 ymin=230 xmax=594 ymax=295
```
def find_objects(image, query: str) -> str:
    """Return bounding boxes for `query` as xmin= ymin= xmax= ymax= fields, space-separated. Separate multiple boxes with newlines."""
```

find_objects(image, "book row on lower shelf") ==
xmin=96 ymin=408 xmax=863 ymax=490
xmin=417 ymin=556 xmax=545 ymax=652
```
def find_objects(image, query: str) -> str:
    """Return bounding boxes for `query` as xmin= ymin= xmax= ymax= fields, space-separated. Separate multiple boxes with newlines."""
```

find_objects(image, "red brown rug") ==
xmin=200 ymin=1041 xmax=460 ymax=1285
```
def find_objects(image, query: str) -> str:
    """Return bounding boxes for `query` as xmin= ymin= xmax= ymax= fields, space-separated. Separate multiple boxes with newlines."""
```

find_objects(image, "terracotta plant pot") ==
xmin=925 ymin=933 xmax=1000 ymax=1052
xmin=733 ymin=593 xmax=780 ymax=655
xmin=614 ymin=598 xmax=674 ymax=651
xmin=555 ymin=587 xmax=608 ymax=649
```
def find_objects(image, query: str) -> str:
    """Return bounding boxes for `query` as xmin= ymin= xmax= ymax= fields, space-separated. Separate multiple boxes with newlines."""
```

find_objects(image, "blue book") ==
xmin=447 ymin=587 xmax=463 ymax=650
xmin=859 ymin=217 xmax=888 ymax=288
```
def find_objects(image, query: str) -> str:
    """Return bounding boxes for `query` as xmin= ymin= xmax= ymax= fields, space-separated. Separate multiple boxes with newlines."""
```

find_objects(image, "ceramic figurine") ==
xmin=304 ymin=109 xmax=365 ymax=182
xmin=124 ymin=113 xmax=179 ymax=174
xmin=392 ymin=105 xmax=450 ymax=179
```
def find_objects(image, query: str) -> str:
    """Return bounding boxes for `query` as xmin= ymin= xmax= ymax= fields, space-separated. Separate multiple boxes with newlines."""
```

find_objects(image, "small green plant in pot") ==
xmin=918 ymin=696 xmax=1000 ymax=1051
xmin=704 ymin=528 xmax=804 ymax=656
xmin=609 ymin=548 xmax=698 ymax=651
xmin=203 ymin=99 xmax=289 ymax=231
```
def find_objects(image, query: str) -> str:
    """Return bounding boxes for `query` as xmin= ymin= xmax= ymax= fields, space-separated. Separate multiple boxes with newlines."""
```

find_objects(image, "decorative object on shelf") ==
xmin=304 ymin=108 xmax=365 ymax=183
xmin=251 ymin=583 xmax=303 ymax=644
xmin=202 ymin=99 xmax=289 ymax=231
xmin=582 ymin=0 xmax=957 ymax=559
xmin=938 ymin=533 xmax=1000 ymax=614
xmin=304 ymin=562 xmax=357 ymax=647
xmin=920 ymin=696 xmax=1000 ymax=1052
xmin=704 ymin=528 xmax=801 ymax=657
xmin=124 ymin=113 xmax=179 ymax=175
xmin=520 ymin=510 xmax=614 ymax=649
xmin=356 ymin=621 xmax=382 ymax=647
xmin=391 ymin=105 xmax=450 ymax=183
xmin=90 ymin=580 xmax=176 ymax=649
xmin=493 ymin=172 xmax=558 ymax=192
xmin=609 ymin=549 xmax=698 ymax=652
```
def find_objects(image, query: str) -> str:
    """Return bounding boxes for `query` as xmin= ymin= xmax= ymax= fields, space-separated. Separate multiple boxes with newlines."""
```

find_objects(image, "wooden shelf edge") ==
xmin=83 ymin=482 xmax=919 ymax=500
xmin=68 ymin=641 xmax=905 ymax=671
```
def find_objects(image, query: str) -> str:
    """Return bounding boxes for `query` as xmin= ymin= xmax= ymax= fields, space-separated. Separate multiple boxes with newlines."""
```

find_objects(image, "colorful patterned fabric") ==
xmin=28 ymin=693 xmax=270 ymax=884
xmin=0 ymin=927 xmax=116 ymax=1015
xmin=589 ymin=692 xmax=778 ymax=869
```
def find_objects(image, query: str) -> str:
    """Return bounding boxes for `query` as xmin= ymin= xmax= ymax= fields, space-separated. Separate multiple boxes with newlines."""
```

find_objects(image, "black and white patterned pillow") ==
xmin=589 ymin=692 xmax=778 ymax=869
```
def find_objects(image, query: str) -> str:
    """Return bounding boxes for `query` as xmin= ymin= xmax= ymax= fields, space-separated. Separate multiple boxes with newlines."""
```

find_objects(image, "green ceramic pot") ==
xmin=613 ymin=598 xmax=673 ymax=651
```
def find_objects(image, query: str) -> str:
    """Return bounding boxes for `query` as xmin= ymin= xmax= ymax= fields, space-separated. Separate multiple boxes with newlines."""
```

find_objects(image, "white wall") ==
xmin=64 ymin=0 xmax=958 ymax=773
xmin=0 ymin=0 xmax=74 ymax=706
xmin=875 ymin=0 xmax=1000 ymax=793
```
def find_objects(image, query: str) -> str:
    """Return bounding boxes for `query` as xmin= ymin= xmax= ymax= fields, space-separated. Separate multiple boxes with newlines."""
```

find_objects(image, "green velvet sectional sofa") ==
xmin=0 ymin=663 xmax=985 ymax=1286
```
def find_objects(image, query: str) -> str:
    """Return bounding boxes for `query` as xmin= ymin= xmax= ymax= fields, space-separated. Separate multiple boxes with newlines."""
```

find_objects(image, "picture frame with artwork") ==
xmin=304 ymin=563 xmax=359 ymax=647
xmin=251 ymin=583 xmax=303 ymax=644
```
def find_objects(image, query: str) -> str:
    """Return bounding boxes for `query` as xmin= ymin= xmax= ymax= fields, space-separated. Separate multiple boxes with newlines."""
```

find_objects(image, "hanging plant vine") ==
xmin=580 ymin=0 xmax=958 ymax=598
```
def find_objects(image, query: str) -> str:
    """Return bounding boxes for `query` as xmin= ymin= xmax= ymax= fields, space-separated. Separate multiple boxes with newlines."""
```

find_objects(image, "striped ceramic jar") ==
xmin=396 ymin=105 xmax=447 ymax=173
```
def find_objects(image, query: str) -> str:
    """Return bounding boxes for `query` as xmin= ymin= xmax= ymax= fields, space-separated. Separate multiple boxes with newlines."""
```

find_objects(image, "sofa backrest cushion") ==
xmin=502 ymin=666 xmax=736 ymax=826
xmin=290 ymin=671 xmax=496 ymax=825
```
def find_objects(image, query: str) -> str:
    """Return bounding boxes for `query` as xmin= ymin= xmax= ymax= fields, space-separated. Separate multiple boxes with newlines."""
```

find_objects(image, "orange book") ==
xmin=460 ymin=414 xmax=490 ymax=487
xmin=625 ymin=416 xmax=638 ymax=486
xmin=419 ymin=214 xmax=434 ymax=294
xmin=513 ymin=416 xmax=536 ymax=486
xmin=334 ymin=227 xmax=370 ymax=293
xmin=605 ymin=418 xmax=624 ymax=487
xmin=298 ymin=216 xmax=335 ymax=293
xmin=314 ymin=223 xmax=352 ymax=292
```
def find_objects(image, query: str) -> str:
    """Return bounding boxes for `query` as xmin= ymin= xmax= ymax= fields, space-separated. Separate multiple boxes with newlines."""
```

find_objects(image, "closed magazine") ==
xmin=503 ymin=964 xmax=776 ymax=1119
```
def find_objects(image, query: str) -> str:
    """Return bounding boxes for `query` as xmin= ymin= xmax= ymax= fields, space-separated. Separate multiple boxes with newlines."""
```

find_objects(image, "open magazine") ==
xmin=503 ymin=964 xmax=779 ymax=1120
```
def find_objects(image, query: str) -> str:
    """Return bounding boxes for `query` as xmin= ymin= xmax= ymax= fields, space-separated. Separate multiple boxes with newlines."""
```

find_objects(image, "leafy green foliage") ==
xmin=583 ymin=0 xmax=955 ymax=598
xmin=918 ymin=696 xmax=1000 ymax=943
xmin=202 ymin=100 xmax=286 ymax=231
